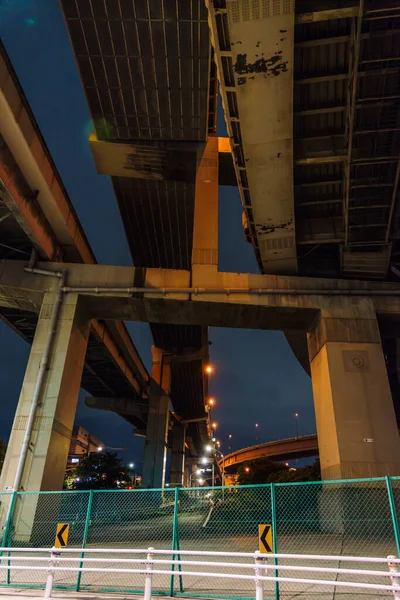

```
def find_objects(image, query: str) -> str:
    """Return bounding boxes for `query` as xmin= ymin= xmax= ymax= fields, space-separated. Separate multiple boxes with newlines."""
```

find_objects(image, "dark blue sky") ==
xmin=0 ymin=0 xmax=315 ymax=471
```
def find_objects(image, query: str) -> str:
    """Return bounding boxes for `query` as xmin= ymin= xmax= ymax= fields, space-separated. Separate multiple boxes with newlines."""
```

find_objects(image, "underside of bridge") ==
xmin=0 ymin=40 xmax=149 ymax=433
xmin=61 ymin=0 xmax=216 ymax=461
xmin=1 ymin=0 xmax=400 ymax=496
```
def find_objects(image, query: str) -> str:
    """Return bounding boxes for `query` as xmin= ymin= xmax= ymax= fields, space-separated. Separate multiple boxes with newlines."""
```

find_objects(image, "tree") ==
xmin=0 ymin=439 xmax=6 ymax=474
xmin=237 ymin=458 xmax=286 ymax=485
xmin=65 ymin=451 xmax=130 ymax=490
xmin=237 ymin=457 xmax=321 ymax=485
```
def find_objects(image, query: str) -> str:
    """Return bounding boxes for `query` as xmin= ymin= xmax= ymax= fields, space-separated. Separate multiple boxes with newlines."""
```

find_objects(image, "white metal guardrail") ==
xmin=0 ymin=547 xmax=399 ymax=599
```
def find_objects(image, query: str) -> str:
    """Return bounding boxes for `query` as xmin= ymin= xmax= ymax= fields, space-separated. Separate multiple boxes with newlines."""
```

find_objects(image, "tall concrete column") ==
xmin=0 ymin=292 xmax=89 ymax=493
xmin=142 ymin=346 xmax=170 ymax=488
xmin=183 ymin=465 xmax=190 ymax=488
xmin=169 ymin=421 xmax=186 ymax=486
xmin=192 ymin=136 xmax=219 ymax=275
xmin=308 ymin=303 xmax=400 ymax=480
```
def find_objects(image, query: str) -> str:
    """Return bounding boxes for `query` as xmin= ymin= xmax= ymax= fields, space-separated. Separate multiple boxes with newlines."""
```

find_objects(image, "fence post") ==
xmin=254 ymin=550 xmax=266 ymax=600
xmin=1 ymin=491 xmax=17 ymax=550
xmin=386 ymin=477 xmax=400 ymax=556
xmin=388 ymin=555 xmax=400 ymax=599
xmin=270 ymin=483 xmax=279 ymax=600
xmin=76 ymin=490 xmax=94 ymax=592
xmin=144 ymin=547 xmax=154 ymax=600
xmin=2 ymin=491 xmax=17 ymax=586
xmin=170 ymin=486 xmax=183 ymax=596
xmin=44 ymin=547 xmax=59 ymax=600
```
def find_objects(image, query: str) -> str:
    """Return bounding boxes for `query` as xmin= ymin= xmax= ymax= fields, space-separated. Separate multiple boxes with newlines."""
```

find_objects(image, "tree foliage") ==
xmin=237 ymin=457 xmax=320 ymax=485
xmin=65 ymin=451 xmax=130 ymax=490
xmin=0 ymin=439 xmax=6 ymax=474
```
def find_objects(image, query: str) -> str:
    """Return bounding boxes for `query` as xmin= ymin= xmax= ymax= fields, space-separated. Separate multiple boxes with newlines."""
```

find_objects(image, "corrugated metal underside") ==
xmin=113 ymin=178 xmax=195 ymax=269
xmin=294 ymin=1 xmax=400 ymax=279
xmin=61 ymin=0 xmax=211 ymax=141
xmin=209 ymin=0 xmax=400 ymax=281
xmin=61 ymin=0 xmax=212 ymax=455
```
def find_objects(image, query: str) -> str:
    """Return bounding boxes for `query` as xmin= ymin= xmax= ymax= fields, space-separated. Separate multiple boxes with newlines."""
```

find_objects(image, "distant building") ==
xmin=67 ymin=425 xmax=104 ymax=468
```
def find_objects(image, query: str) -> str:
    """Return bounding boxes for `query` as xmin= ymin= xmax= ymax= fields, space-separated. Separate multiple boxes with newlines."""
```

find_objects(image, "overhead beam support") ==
xmin=296 ymin=7 xmax=359 ymax=24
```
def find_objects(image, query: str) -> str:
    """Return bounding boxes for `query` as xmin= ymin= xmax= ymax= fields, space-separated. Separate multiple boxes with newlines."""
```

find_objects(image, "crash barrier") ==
xmin=0 ymin=547 xmax=400 ymax=600
xmin=0 ymin=476 xmax=400 ymax=598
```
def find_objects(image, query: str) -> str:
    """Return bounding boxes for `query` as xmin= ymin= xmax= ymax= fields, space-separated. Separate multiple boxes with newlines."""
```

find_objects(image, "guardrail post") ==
xmin=387 ymin=478 xmax=400 ymax=557
xmin=44 ymin=547 xmax=59 ymax=600
xmin=76 ymin=490 xmax=94 ymax=592
xmin=270 ymin=483 xmax=280 ymax=600
xmin=254 ymin=550 xmax=266 ymax=600
xmin=144 ymin=547 xmax=154 ymax=600
xmin=388 ymin=555 xmax=400 ymax=599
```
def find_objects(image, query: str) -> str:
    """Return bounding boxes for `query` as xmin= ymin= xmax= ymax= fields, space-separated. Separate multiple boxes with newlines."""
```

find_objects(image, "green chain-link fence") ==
xmin=1 ymin=477 xmax=399 ymax=599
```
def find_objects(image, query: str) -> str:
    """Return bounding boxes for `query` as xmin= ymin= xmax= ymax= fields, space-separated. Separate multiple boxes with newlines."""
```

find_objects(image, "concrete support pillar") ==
xmin=183 ymin=465 xmax=190 ymax=488
xmin=308 ymin=303 xmax=400 ymax=480
xmin=169 ymin=421 xmax=186 ymax=486
xmin=192 ymin=136 xmax=219 ymax=274
xmin=0 ymin=292 xmax=89 ymax=493
xmin=142 ymin=346 xmax=170 ymax=489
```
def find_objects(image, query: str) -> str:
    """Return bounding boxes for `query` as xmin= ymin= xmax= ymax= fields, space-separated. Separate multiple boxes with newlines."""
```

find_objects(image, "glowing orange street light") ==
xmin=245 ymin=467 xmax=250 ymax=473
xmin=208 ymin=397 xmax=215 ymax=406
xmin=212 ymin=422 xmax=217 ymax=429
xmin=205 ymin=364 xmax=214 ymax=375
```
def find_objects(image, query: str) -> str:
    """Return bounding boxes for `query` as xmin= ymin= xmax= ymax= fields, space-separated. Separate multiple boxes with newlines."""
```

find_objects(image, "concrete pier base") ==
xmin=169 ymin=421 xmax=186 ymax=486
xmin=142 ymin=347 xmax=170 ymax=489
xmin=308 ymin=304 xmax=400 ymax=480
xmin=0 ymin=292 xmax=89 ymax=541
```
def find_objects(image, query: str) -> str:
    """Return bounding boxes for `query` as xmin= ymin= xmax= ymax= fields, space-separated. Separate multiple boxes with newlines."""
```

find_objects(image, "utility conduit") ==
xmin=59 ymin=285 xmax=400 ymax=297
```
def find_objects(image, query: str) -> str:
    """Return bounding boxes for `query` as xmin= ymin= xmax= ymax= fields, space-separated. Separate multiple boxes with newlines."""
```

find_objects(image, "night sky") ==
xmin=0 ymin=0 xmax=315 ymax=472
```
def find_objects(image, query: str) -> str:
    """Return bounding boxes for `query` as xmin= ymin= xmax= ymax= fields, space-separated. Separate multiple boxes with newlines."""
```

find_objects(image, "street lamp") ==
xmin=201 ymin=457 xmax=215 ymax=487
xmin=97 ymin=445 xmax=127 ymax=461
xmin=212 ymin=422 xmax=217 ymax=430
xmin=127 ymin=463 xmax=136 ymax=488
xmin=189 ymin=468 xmax=204 ymax=487
xmin=294 ymin=413 xmax=299 ymax=438
xmin=205 ymin=364 xmax=214 ymax=375
xmin=208 ymin=397 xmax=215 ymax=407
xmin=255 ymin=423 xmax=259 ymax=443
xmin=228 ymin=434 xmax=232 ymax=452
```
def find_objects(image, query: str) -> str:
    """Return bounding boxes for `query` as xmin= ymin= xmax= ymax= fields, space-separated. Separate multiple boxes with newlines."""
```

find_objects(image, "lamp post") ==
xmin=294 ymin=413 xmax=299 ymax=439
xmin=228 ymin=434 xmax=232 ymax=452
xmin=189 ymin=469 xmax=203 ymax=487
xmin=255 ymin=423 xmax=259 ymax=443
xmin=201 ymin=456 xmax=215 ymax=488
xmin=204 ymin=444 xmax=225 ymax=491
xmin=127 ymin=462 xmax=136 ymax=488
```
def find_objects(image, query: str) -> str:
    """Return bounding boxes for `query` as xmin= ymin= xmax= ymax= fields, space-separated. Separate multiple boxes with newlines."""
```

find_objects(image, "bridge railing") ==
xmin=1 ymin=477 xmax=400 ymax=599
xmin=0 ymin=546 xmax=399 ymax=600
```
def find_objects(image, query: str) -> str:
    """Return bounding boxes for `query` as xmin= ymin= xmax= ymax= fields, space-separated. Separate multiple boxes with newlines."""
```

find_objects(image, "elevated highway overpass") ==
xmin=0 ymin=39 xmax=211 ymax=493
xmin=0 ymin=39 xmax=149 ymax=420
xmin=57 ymin=0 xmax=400 ymax=482
xmin=1 ymin=0 xmax=400 ymax=501
xmin=222 ymin=435 xmax=319 ymax=471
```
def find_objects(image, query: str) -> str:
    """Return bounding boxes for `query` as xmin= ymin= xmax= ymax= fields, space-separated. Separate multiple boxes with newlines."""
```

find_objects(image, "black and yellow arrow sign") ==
xmin=258 ymin=524 xmax=273 ymax=554
xmin=55 ymin=523 xmax=69 ymax=548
